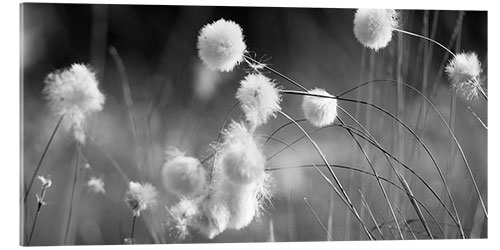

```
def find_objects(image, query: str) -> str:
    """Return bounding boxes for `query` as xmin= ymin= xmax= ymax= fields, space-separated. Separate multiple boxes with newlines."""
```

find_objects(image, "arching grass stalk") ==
xmin=24 ymin=115 xmax=64 ymax=202
xmin=337 ymin=106 xmax=433 ymax=239
xmin=266 ymin=121 xmax=448 ymax=237
xmin=303 ymin=197 xmax=335 ymax=241
xmin=280 ymin=89 xmax=465 ymax=238
xmin=338 ymin=79 xmax=487 ymax=218
xmin=467 ymin=106 xmax=487 ymax=130
xmin=394 ymin=205 xmax=418 ymax=240
xmin=393 ymin=26 xmax=487 ymax=101
xmin=63 ymin=142 xmax=81 ymax=244
xmin=359 ymin=190 xmax=385 ymax=239
xmin=243 ymin=55 xmax=308 ymax=91
xmin=261 ymin=134 xmax=360 ymax=240
xmin=203 ymin=102 xmax=240 ymax=181
xmin=109 ymin=46 xmax=146 ymax=177
xmin=27 ymin=178 xmax=52 ymax=245
xmin=266 ymin=162 xmax=445 ymax=238
xmin=336 ymin=115 xmax=404 ymax=239
xmin=275 ymin=109 xmax=374 ymax=240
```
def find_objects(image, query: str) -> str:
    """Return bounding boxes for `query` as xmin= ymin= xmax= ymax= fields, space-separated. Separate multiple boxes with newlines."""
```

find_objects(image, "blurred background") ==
xmin=21 ymin=3 xmax=487 ymax=245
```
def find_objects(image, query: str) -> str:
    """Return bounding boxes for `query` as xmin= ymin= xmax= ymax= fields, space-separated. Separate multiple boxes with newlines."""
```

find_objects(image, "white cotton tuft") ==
xmin=191 ymin=196 xmax=231 ymax=239
xmin=43 ymin=63 xmax=105 ymax=143
xmin=197 ymin=18 xmax=247 ymax=72
xmin=353 ymin=9 xmax=398 ymax=51
xmin=162 ymin=149 xmax=207 ymax=198
xmin=87 ymin=176 xmax=105 ymax=194
xmin=445 ymin=52 xmax=484 ymax=101
xmin=219 ymin=121 xmax=266 ymax=185
xmin=302 ymin=88 xmax=338 ymax=127
xmin=125 ymin=181 xmax=159 ymax=216
xmin=167 ymin=198 xmax=200 ymax=241
xmin=236 ymin=74 xmax=282 ymax=129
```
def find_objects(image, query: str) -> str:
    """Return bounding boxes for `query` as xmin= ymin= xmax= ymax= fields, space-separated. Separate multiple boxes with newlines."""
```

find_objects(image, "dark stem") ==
xmin=63 ymin=142 xmax=81 ymax=244
xmin=243 ymin=55 xmax=308 ymax=91
xmin=130 ymin=215 xmax=137 ymax=239
xmin=27 ymin=204 xmax=42 ymax=246
xmin=24 ymin=115 xmax=64 ymax=202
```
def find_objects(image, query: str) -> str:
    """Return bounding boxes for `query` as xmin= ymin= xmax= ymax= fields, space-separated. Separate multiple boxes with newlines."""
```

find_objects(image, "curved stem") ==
xmin=243 ymin=55 xmax=308 ymax=91
xmin=281 ymin=89 xmax=465 ymax=238
xmin=275 ymin=110 xmax=374 ymax=240
xmin=24 ymin=115 xmax=64 ymax=202
xmin=337 ymin=79 xmax=487 ymax=218
xmin=63 ymin=142 xmax=81 ymax=244
xmin=393 ymin=28 xmax=455 ymax=57
xmin=266 ymin=163 xmax=445 ymax=238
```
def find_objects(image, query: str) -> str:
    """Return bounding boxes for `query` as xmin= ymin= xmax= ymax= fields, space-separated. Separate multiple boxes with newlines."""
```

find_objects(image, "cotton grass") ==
xmin=353 ymin=9 xmax=398 ymax=51
xmin=218 ymin=121 xmax=266 ymax=185
xmin=445 ymin=52 xmax=484 ymax=101
xmin=197 ymin=18 xmax=247 ymax=72
xmin=43 ymin=63 xmax=105 ymax=143
xmin=125 ymin=181 xmax=158 ymax=216
xmin=236 ymin=73 xmax=282 ymax=129
xmin=162 ymin=148 xmax=207 ymax=198
xmin=87 ymin=176 xmax=105 ymax=194
xmin=302 ymin=88 xmax=338 ymax=127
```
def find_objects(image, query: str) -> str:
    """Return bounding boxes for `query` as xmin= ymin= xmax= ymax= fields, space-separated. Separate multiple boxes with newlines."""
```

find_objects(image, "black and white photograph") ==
xmin=17 ymin=1 xmax=491 ymax=247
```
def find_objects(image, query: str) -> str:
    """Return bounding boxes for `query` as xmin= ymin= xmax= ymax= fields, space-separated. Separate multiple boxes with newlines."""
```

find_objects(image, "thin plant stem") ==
xmin=281 ymin=89 xmax=465 ymax=238
xmin=267 ymin=162 xmax=445 ymax=237
xmin=27 ymin=204 xmax=42 ymax=245
xmin=130 ymin=215 xmax=137 ymax=239
xmin=395 ymin=205 xmax=418 ymax=240
xmin=275 ymin=110 xmax=374 ymax=240
xmin=303 ymin=197 xmax=334 ymax=241
xmin=467 ymin=106 xmax=487 ymax=129
xmin=393 ymin=28 xmax=455 ymax=57
xmin=359 ymin=190 xmax=385 ymax=240
xmin=265 ymin=122 xmax=456 ymax=234
xmin=88 ymin=135 xmax=130 ymax=183
xmin=24 ymin=115 xmax=64 ymax=202
xmin=109 ymin=46 xmax=146 ymax=176
xmin=243 ymin=54 xmax=308 ymax=91
xmin=337 ymin=115 xmax=404 ymax=240
xmin=337 ymin=107 xmax=433 ymax=239
xmin=338 ymin=79 xmax=487 ymax=218
xmin=63 ymin=141 xmax=81 ymax=244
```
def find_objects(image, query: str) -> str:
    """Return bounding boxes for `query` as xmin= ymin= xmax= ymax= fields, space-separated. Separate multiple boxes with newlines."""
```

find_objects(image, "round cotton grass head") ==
xmin=236 ymin=74 xmax=282 ymax=129
xmin=219 ymin=121 xmax=266 ymax=185
xmin=162 ymin=150 xmax=207 ymax=198
xmin=353 ymin=9 xmax=398 ymax=51
xmin=197 ymin=18 xmax=247 ymax=72
xmin=43 ymin=63 xmax=105 ymax=143
xmin=125 ymin=181 xmax=159 ymax=216
xmin=302 ymin=88 xmax=338 ymax=128
xmin=445 ymin=52 xmax=484 ymax=101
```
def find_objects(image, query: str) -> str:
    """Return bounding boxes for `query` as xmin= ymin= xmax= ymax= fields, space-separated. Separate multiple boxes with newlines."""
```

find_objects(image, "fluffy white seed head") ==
xmin=191 ymin=196 xmax=231 ymax=239
xmin=219 ymin=121 xmax=266 ymax=185
xmin=162 ymin=148 xmax=207 ymax=198
xmin=236 ymin=74 xmax=282 ymax=129
xmin=125 ymin=181 xmax=159 ymax=216
xmin=167 ymin=198 xmax=200 ymax=241
xmin=43 ymin=63 xmax=105 ymax=143
xmin=87 ymin=176 xmax=105 ymax=194
xmin=445 ymin=52 xmax=484 ymax=101
xmin=302 ymin=88 xmax=338 ymax=127
xmin=353 ymin=9 xmax=398 ymax=51
xmin=197 ymin=18 xmax=247 ymax=72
